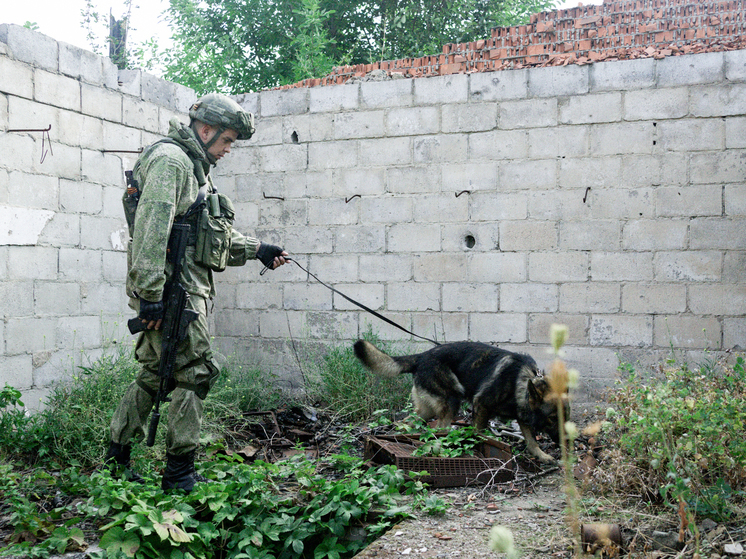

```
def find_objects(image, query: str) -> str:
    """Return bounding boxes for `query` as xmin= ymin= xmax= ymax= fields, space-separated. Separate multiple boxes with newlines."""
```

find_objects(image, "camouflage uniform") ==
xmin=110 ymin=114 xmax=260 ymax=458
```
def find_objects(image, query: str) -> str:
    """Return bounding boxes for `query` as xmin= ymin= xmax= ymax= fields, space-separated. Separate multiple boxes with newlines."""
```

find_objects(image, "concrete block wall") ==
xmin=0 ymin=24 xmax=196 ymax=409
xmin=217 ymin=49 xmax=746 ymax=410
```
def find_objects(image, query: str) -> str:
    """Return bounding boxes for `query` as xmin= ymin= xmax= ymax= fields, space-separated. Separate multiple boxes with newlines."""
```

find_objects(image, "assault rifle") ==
xmin=128 ymin=222 xmax=199 ymax=446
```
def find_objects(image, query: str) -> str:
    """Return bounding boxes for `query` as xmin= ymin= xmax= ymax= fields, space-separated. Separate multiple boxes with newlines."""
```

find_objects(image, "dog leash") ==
xmin=262 ymin=258 xmax=440 ymax=345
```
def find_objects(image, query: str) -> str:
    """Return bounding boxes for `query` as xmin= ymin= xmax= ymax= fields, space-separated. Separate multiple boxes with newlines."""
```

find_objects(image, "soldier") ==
xmin=106 ymin=93 xmax=288 ymax=492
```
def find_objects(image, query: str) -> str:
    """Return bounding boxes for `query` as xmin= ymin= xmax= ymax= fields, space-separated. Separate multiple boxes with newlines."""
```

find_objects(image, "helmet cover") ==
xmin=189 ymin=93 xmax=255 ymax=140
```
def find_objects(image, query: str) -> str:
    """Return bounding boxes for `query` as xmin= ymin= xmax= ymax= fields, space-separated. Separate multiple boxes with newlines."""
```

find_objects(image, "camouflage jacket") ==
xmin=125 ymin=118 xmax=260 ymax=303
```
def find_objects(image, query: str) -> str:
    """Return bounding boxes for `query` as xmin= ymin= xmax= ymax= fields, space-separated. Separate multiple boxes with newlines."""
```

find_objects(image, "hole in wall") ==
xmin=464 ymin=234 xmax=476 ymax=249
xmin=291 ymin=131 xmax=299 ymax=144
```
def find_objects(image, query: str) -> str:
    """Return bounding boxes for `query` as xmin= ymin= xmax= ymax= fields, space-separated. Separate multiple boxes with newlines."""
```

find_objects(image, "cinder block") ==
xmin=334 ymin=225 xmax=386 ymax=253
xmin=102 ymin=251 xmax=127 ymax=283
xmin=560 ymin=220 xmax=620 ymax=251
xmin=79 ymin=215 xmax=126 ymax=250
xmin=690 ymin=218 xmax=746 ymax=250
xmin=81 ymin=83 xmax=122 ymax=122
xmin=655 ymin=251 xmax=721 ymax=282
xmin=501 ymin=159 xmax=557 ymax=190
xmin=726 ymin=117 xmax=746 ymax=149
xmin=359 ymin=254 xmax=413 ymax=282
xmin=8 ymin=95 xmax=60 ymax=134
xmin=258 ymin=198 xmax=307 ymax=228
xmin=442 ymin=222 xmax=499 ymax=252
xmin=725 ymin=48 xmax=746 ymax=82
xmin=141 ymin=72 xmax=196 ymax=113
xmin=260 ymin=88 xmax=309 ymax=117
xmin=559 ymin=92 xmax=622 ymax=124
xmin=559 ymin=156 xmax=621 ymax=189
xmin=656 ymin=51 xmax=724 ymax=87
xmin=657 ymin=118 xmax=725 ymax=152
xmin=0 ymin=281 xmax=34 ymax=317
xmin=0 ymin=24 xmax=58 ymax=72
xmin=467 ymin=251 xmax=526 ymax=282
xmin=529 ymin=64 xmax=589 ymax=98
xmin=689 ymin=284 xmax=746 ymax=316
xmin=307 ymin=255 xmax=358 ymax=283
xmin=470 ymin=312 xmax=527 ymax=344
xmin=361 ymin=78 xmax=413 ymax=109
xmin=500 ymin=220 xmax=557 ymax=251
xmin=214 ymin=309 xmax=260 ymax=337
xmin=413 ymin=312 xmax=467 ymax=343
xmin=361 ymin=196 xmax=412 ymax=223
xmin=8 ymin=246 xmax=57 ymax=280
xmin=691 ymin=151 xmax=746 ymax=184
xmin=82 ymin=281 xmax=127 ymax=317
xmin=307 ymin=311 xmax=358 ymax=339
xmin=623 ymin=283 xmax=686 ymax=314
xmin=0 ymin=94 xmax=7 ymax=132
xmin=282 ymin=113 xmax=334 ymax=144
xmin=622 ymin=219 xmax=688 ymax=250
xmin=0 ymin=55 xmax=34 ymax=98
xmin=310 ymin=82 xmax=359 ymax=113
xmin=334 ymin=110 xmax=385 ymax=139
xmin=469 ymin=129 xmax=529 ymax=160
xmin=725 ymin=185 xmax=746 ymax=216
xmin=258 ymin=144 xmax=307 ymax=173
xmin=723 ymin=317 xmax=746 ymax=349
xmin=657 ymin=185 xmax=722 ymax=217
xmin=654 ymin=315 xmax=721 ymax=349
xmin=415 ymin=192 xmax=468 ymax=223
xmin=34 ymin=69 xmax=80 ymax=111
xmin=6 ymin=317 xmax=56 ymax=354
xmin=590 ymin=315 xmax=653 ymax=347
xmin=117 ymin=69 xmax=141 ymax=97
xmin=360 ymin=311 xmax=411 ymax=341
xmin=236 ymin=282 xmax=283 ymax=310
xmin=8 ymin=171 xmax=58 ymax=210
xmin=308 ymin=198 xmax=357 ymax=225
xmin=624 ymin=87 xmax=688 ymax=120
xmin=386 ymin=106 xmax=439 ymax=136
xmin=588 ymin=187 xmax=654 ymax=219
xmin=413 ymin=253 xmax=468 ymax=282
xmin=413 ymin=134 xmax=467 ymax=163
xmin=528 ymin=126 xmax=589 ymax=159
xmin=471 ymin=192 xmax=527 ymax=221
xmin=56 ymin=315 xmax=102 ymax=349
xmin=338 ymin=167 xmax=385 ymax=197
xmin=560 ymin=283 xmax=621 ymax=314
xmin=691 ymin=83 xmax=746 ymax=118
xmin=620 ymin=153 xmax=687 ymax=188
xmin=591 ymin=122 xmax=653 ymax=155
xmin=102 ymin=121 xmax=141 ymax=152
xmin=284 ymin=283 xmax=333 ymax=311
xmin=590 ymin=57 xmax=655 ymax=92
xmin=40 ymin=213 xmax=80 ymax=247
xmin=591 ymin=252 xmax=653 ymax=281
xmin=414 ymin=74 xmax=468 ymax=105
xmin=58 ymin=111 xmax=104 ymax=150
xmin=38 ymin=142 xmax=81 ymax=181
xmin=234 ymin=92 xmax=259 ymax=116
xmin=529 ymin=252 xmax=589 ymax=282
xmin=469 ymin=68 xmax=528 ymax=101
xmin=386 ymin=166 xmax=435 ymax=194
xmin=387 ymin=282 xmax=440 ymax=312
xmin=58 ymin=248 xmax=102 ymax=281
xmin=360 ymin=137 xmax=412 ymax=166
xmin=284 ymin=226 xmax=333 ymax=254
xmin=387 ymin=223 xmax=441 ymax=252
xmin=442 ymin=102 xmax=497 ymax=133
xmin=499 ymin=98 xmax=557 ymax=129
xmin=259 ymin=310 xmax=305 ymax=338
xmin=123 ymin=96 xmax=159 ymax=132
xmin=0 ymin=355 xmax=33 ymax=389
xmin=332 ymin=283 xmax=384 ymax=311
xmin=528 ymin=313 xmax=589 ymax=345
xmin=501 ymin=283 xmax=558 ymax=313
xmin=442 ymin=162 xmax=496 ymax=192
xmin=443 ymin=283 xmax=498 ymax=313
xmin=308 ymin=141 xmax=358 ymax=170
xmin=0 ymin=246 xmax=6 ymax=279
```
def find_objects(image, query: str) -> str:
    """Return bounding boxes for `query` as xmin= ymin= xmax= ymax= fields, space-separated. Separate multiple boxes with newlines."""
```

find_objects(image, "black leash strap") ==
xmin=262 ymin=258 xmax=440 ymax=345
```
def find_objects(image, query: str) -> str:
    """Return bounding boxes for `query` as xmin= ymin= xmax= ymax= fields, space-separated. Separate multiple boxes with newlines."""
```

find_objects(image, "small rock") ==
xmin=724 ymin=543 xmax=743 ymax=556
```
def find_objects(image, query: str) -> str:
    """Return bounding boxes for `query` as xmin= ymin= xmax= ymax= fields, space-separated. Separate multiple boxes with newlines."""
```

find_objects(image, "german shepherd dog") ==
xmin=354 ymin=340 xmax=568 ymax=463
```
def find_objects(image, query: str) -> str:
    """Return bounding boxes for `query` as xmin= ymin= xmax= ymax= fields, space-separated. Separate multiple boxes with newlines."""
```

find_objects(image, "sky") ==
xmin=1 ymin=0 xmax=600 ymax=63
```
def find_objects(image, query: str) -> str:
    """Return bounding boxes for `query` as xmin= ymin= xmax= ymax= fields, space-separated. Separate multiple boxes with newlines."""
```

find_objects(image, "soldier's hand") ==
xmin=139 ymin=298 xmax=164 ymax=330
xmin=256 ymin=243 xmax=288 ymax=270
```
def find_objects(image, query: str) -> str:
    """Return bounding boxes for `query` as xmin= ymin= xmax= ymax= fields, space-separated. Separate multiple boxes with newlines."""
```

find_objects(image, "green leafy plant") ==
xmin=411 ymin=425 xmax=484 ymax=458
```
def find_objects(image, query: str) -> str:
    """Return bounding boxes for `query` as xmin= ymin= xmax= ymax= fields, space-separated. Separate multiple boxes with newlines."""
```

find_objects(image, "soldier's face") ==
xmin=205 ymin=128 xmax=239 ymax=160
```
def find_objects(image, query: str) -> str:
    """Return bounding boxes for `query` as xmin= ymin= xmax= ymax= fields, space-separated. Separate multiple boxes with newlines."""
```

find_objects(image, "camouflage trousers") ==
xmin=109 ymin=295 xmax=220 ymax=456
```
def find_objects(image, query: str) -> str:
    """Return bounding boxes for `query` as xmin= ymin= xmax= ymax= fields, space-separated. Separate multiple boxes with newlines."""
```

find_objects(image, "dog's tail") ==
xmin=353 ymin=340 xmax=417 ymax=378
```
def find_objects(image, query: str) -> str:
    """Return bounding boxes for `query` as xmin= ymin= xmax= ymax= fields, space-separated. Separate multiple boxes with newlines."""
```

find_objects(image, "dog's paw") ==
xmin=535 ymin=450 xmax=558 ymax=464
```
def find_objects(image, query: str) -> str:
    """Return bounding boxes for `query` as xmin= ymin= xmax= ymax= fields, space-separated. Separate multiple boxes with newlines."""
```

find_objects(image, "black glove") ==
xmin=256 ymin=243 xmax=285 ymax=269
xmin=138 ymin=298 xmax=164 ymax=322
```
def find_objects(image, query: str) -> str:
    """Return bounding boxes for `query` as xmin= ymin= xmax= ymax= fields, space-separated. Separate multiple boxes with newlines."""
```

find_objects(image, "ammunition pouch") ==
xmin=193 ymin=192 xmax=234 ymax=272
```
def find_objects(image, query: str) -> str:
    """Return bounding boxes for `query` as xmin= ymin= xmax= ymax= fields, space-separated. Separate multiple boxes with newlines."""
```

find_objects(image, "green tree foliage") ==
xmin=157 ymin=0 xmax=559 ymax=94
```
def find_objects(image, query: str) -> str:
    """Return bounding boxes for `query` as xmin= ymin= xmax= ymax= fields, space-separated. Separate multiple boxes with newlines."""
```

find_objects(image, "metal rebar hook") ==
xmin=8 ymin=125 xmax=53 ymax=164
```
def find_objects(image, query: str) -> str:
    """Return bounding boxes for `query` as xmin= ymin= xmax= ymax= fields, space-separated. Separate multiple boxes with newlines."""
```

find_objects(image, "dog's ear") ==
xmin=527 ymin=378 xmax=548 ymax=410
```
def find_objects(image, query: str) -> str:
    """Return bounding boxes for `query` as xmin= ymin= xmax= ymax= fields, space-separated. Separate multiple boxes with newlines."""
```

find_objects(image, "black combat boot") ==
xmin=161 ymin=450 xmax=209 ymax=492
xmin=104 ymin=441 xmax=145 ymax=483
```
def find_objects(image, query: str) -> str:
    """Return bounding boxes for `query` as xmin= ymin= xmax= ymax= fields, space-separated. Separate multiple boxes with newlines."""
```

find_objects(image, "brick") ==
xmin=469 ymin=68 xmax=529 ymax=101
xmin=414 ymin=193 xmax=468 ymax=222
xmin=140 ymin=72 xmax=195 ymax=113
xmin=335 ymin=225 xmax=386 ymax=253
xmin=388 ymin=224 xmax=441 ymax=252
xmin=560 ymin=283 xmax=621 ymax=313
xmin=387 ymin=282 xmax=440 ymax=311
xmin=443 ymin=283 xmax=498 ymax=312
xmin=561 ymin=220 xmax=620 ymax=251
xmin=34 ymin=69 xmax=80 ymax=111
xmin=415 ymin=74 xmax=468 ymax=105
xmin=59 ymin=179 xmax=103 ymax=214
xmin=689 ymin=284 xmax=746 ymax=316
xmin=529 ymin=252 xmax=589 ymax=282
xmin=361 ymin=78 xmax=413 ymax=109
xmin=442 ymin=103 xmax=497 ymax=133
xmin=235 ymin=282 xmax=282 ymax=310
xmin=469 ymin=129 xmax=529 ymax=160
xmin=623 ymin=87 xmax=689 ymax=120
xmin=387 ymin=166 xmax=438 ymax=194
xmin=258 ymin=198 xmax=306 ymax=228
xmin=60 ymin=44 xmax=103 ymax=84
xmin=0 ymin=55 xmax=34 ymax=98
xmin=499 ymin=98 xmax=557 ymax=129
xmin=442 ymin=162 xmax=497 ymax=192
xmin=656 ymin=51 xmax=724 ymax=87
xmin=690 ymin=218 xmax=746 ymax=250
xmin=657 ymin=118 xmax=725 ymax=152
xmin=308 ymin=141 xmax=358 ymax=170
xmin=0 ymin=94 xmax=6 ymax=132
xmin=334 ymin=110 xmax=385 ymax=140
xmin=623 ymin=283 xmax=687 ymax=314
xmin=413 ymin=253 xmax=468 ymax=282
xmin=622 ymin=219 xmax=688 ymax=250
xmin=559 ymin=92 xmax=622 ymax=124
xmin=529 ymin=64 xmax=589 ymax=98
xmin=361 ymin=196 xmax=412 ymax=223
xmin=691 ymin=151 xmax=746 ymax=184
xmin=414 ymin=134 xmax=467 ymax=163
xmin=500 ymin=221 xmax=557 ymax=251
xmin=310 ymin=82 xmax=359 ymax=113
xmin=501 ymin=283 xmax=558 ymax=313
xmin=528 ymin=126 xmax=589 ymax=159
xmin=500 ymin=159 xmax=557 ymax=190
xmin=528 ymin=314 xmax=589 ymax=345
xmin=332 ymin=283 xmax=384 ymax=311
xmin=467 ymin=252 xmax=526 ymax=282
xmin=359 ymin=254 xmax=413 ymax=282
xmin=654 ymin=315 xmax=721 ymax=349
xmin=442 ymin=222 xmax=498 ymax=253
xmin=591 ymin=315 xmax=653 ymax=347
xmin=80 ymin=216 xmax=127 ymax=250
xmin=470 ymin=312 xmax=527 ymax=344
xmin=260 ymin=88 xmax=309 ymax=117
xmin=387 ymin=106 xmax=440 ymax=136
xmin=591 ymin=122 xmax=653 ymax=155
xmin=360 ymin=137 xmax=412 ymax=166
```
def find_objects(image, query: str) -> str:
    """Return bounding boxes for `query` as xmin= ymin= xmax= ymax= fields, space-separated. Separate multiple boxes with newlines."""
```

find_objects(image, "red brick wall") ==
xmin=278 ymin=0 xmax=746 ymax=89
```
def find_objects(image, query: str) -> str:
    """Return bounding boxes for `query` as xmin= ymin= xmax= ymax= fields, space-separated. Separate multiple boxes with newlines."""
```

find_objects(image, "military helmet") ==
xmin=189 ymin=93 xmax=255 ymax=140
